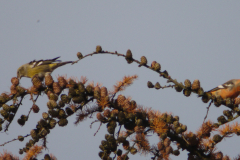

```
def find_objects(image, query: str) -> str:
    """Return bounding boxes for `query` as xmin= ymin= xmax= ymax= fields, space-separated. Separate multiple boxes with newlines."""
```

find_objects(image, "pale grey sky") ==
xmin=1 ymin=1 xmax=240 ymax=160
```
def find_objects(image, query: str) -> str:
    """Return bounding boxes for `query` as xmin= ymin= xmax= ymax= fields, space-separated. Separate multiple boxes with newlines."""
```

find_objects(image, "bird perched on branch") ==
xmin=17 ymin=57 xmax=73 ymax=79
xmin=207 ymin=79 xmax=240 ymax=99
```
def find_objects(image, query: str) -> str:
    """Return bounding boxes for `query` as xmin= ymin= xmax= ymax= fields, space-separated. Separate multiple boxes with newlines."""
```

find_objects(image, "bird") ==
xmin=207 ymin=79 xmax=240 ymax=99
xmin=17 ymin=57 xmax=73 ymax=79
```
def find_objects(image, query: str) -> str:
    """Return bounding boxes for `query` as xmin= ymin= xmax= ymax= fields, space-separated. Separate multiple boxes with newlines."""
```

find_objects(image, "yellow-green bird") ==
xmin=17 ymin=57 xmax=73 ymax=79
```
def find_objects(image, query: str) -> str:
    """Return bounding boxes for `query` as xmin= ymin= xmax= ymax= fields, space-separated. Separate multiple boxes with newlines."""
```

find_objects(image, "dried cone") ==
xmin=100 ymin=87 xmax=108 ymax=97
xmin=154 ymin=62 xmax=161 ymax=71
xmin=96 ymin=45 xmax=102 ymax=53
xmin=68 ymin=79 xmax=77 ymax=88
xmin=191 ymin=79 xmax=200 ymax=90
xmin=161 ymin=70 xmax=169 ymax=78
xmin=223 ymin=110 xmax=232 ymax=119
xmin=123 ymin=99 xmax=131 ymax=110
xmin=48 ymin=109 xmax=58 ymax=118
xmin=235 ymin=97 xmax=240 ymax=105
xmin=155 ymin=82 xmax=161 ymax=89
xmin=44 ymin=154 xmax=51 ymax=160
xmin=225 ymin=98 xmax=234 ymax=107
xmin=110 ymin=109 xmax=119 ymax=118
xmin=30 ymin=129 xmax=37 ymax=139
xmin=103 ymin=109 xmax=111 ymax=118
xmin=202 ymin=95 xmax=210 ymax=103
xmin=11 ymin=77 xmax=19 ymax=86
xmin=157 ymin=142 xmax=164 ymax=150
xmin=214 ymin=97 xmax=223 ymax=107
xmin=58 ymin=76 xmax=67 ymax=88
xmin=197 ymin=87 xmax=204 ymax=96
xmin=77 ymin=52 xmax=83 ymax=59
xmin=16 ymin=86 xmax=25 ymax=96
xmin=47 ymin=100 xmax=58 ymax=109
xmin=58 ymin=100 xmax=64 ymax=108
xmin=181 ymin=125 xmax=187 ymax=132
xmin=2 ymin=104 xmax=10 ymax=112
xmin=183 ymin=89 xmax=191 ymax=97
xmin=122 ymin=141 xmax=129 ymax=150
xmin=217 ymin=115 xmax=227 ymax=124
xmin=42 ymin=112 xmax=49 ymax=120
xmin=130 ymin=148 xmax=137 ymax=155
xmin=45 ymin=73 xmax=54 ymax=87
xmin=94 ymin=86 xmax=101 ymax=99
xmin=61 ymin=94 xmax=70 ymax=104
xmin=77 ymin=83 xmax=85 ymax=93
xmin=187 ymin=132 xmax=198 ymax=146
xmin=107 ymin=126 xmax=115 ymax=134
xmin=222 ymin=155 xmax=230 ymax=160
xmin=58 ymin=109 xmax=66 ymax=118
xmin=18 ymin=135 xmax=24 ymax=141
xmin=17 ymin=118 xmax=25 ymax=126
xmin=165 ymin=146 xmax=173 ymax=155
xmin=32 ymin=104 xmax=40 ymax=113
xmin=10 ymin=105 xmax=17 ymax=113
xmin=130 ymin=100 xmax=137 ymax=110
xmin=163 ymin=138 xmax=171 ymax=147
xmin=147 ymin=81 xmax=154 ymax=88
xmin=65 ymin=107 xmax=74 ymax=116
xmin=53 ymin=82 xmax=61 ymax=95
xmin=116 ymin=149 xmax=122 ymax=156
xmin=160 ymin=133 xmax=167 ymax=140
xmin=175 ymin=85 xmax=183 ymax=92
xmin=0 ymin=93 xmax=9 ymax=104
xmin=214 ymin=152 xmax=223 ymax=160
xmin=31 ymin=75 xmax=42 ymax=89
xmin=166 ymin=114 xmax=174 ymax=124
xmin=151 ymin=61 xmax=156 ymax=69
xmin=121 ymin=154 xmax=129 ymax=160
xmin=125 ymin=49 xmax=133 ymax=59
xmin=29 ymin=86 xmax=38 ymax=94
xmin=172 ymin=150 xmax=180 ymax=156
xmin=49 ymin=119 xmax=57 ymax=129
xmin=86 ymin=85 xmax=93 ymax=96
xmin=49 ymin=93 xmax=58 ymax=101
xmin=107 ymin=126 xmax=114 ymax=134
xmin=140 ymin=56 xmax=147 ymax=65
xmin=96 ymin=112 xmax=104 ymax=121
xmin=46 ymin=90 xmax=53 ymax=99
xmin=184 ymin=79 xmax=191 ymax=88
xmin=117 ymin=95 xmax=126 ymax=106
xmin=213 ymin=134 xmax=222 ymax=143
xmin=58 ymin=118 xmax=68 ymax=127
xmin=10 ymin=85 xmax=17 ymax=95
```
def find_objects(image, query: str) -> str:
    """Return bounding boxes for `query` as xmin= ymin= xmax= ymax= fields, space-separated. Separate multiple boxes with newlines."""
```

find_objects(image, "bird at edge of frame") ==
xmin=17 ymin=57 xmax=73 ymax=80
xmin=206 ymin=79 xmax=240 ymax=100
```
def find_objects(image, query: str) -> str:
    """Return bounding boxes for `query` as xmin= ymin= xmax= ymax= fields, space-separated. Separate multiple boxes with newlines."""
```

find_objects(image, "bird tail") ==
xmin=57 ymin=61 xmax=73 ymax=67
xmin=51 ymin=61 xmax=73 ymax=70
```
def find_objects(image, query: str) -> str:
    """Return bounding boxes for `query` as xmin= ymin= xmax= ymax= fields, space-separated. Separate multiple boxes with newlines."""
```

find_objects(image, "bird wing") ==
xmin=207 ymin=79 xmax=235 ymax=92
xmin=29 ymin=57 xmax=61 ymax=68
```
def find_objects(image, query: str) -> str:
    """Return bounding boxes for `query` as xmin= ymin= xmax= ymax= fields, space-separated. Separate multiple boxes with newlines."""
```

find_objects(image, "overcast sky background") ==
xmin=1 ymin=1 xmax=240 ymax=160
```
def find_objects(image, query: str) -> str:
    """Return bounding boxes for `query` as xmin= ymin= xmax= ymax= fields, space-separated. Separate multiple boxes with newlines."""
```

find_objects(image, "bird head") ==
xmin=17 ymin=65 xmax=25 ymax=79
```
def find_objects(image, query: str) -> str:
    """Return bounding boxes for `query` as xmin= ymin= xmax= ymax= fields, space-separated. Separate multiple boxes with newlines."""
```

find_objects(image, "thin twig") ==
xmin=26 ymin=94 xmax=40 ymax=120
xmin=124 ymin=142 xmax=136 ymax=160
xmin=203 ymin=100 xmax=213 ymax=123
xmin=4 ymin=95 xmax=25 ymax=132
xmin=94 ymin=122 xmax=102 ymax=136
xmin=116 ymin=125 xmax=122 ymax=138
xmin=90 ymin=120 xmax=99 ymax=129
xmin=0 ymin=134 xmax=30 ymax=146
xmin=111 ymin=82 xmax=125 ymax=101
